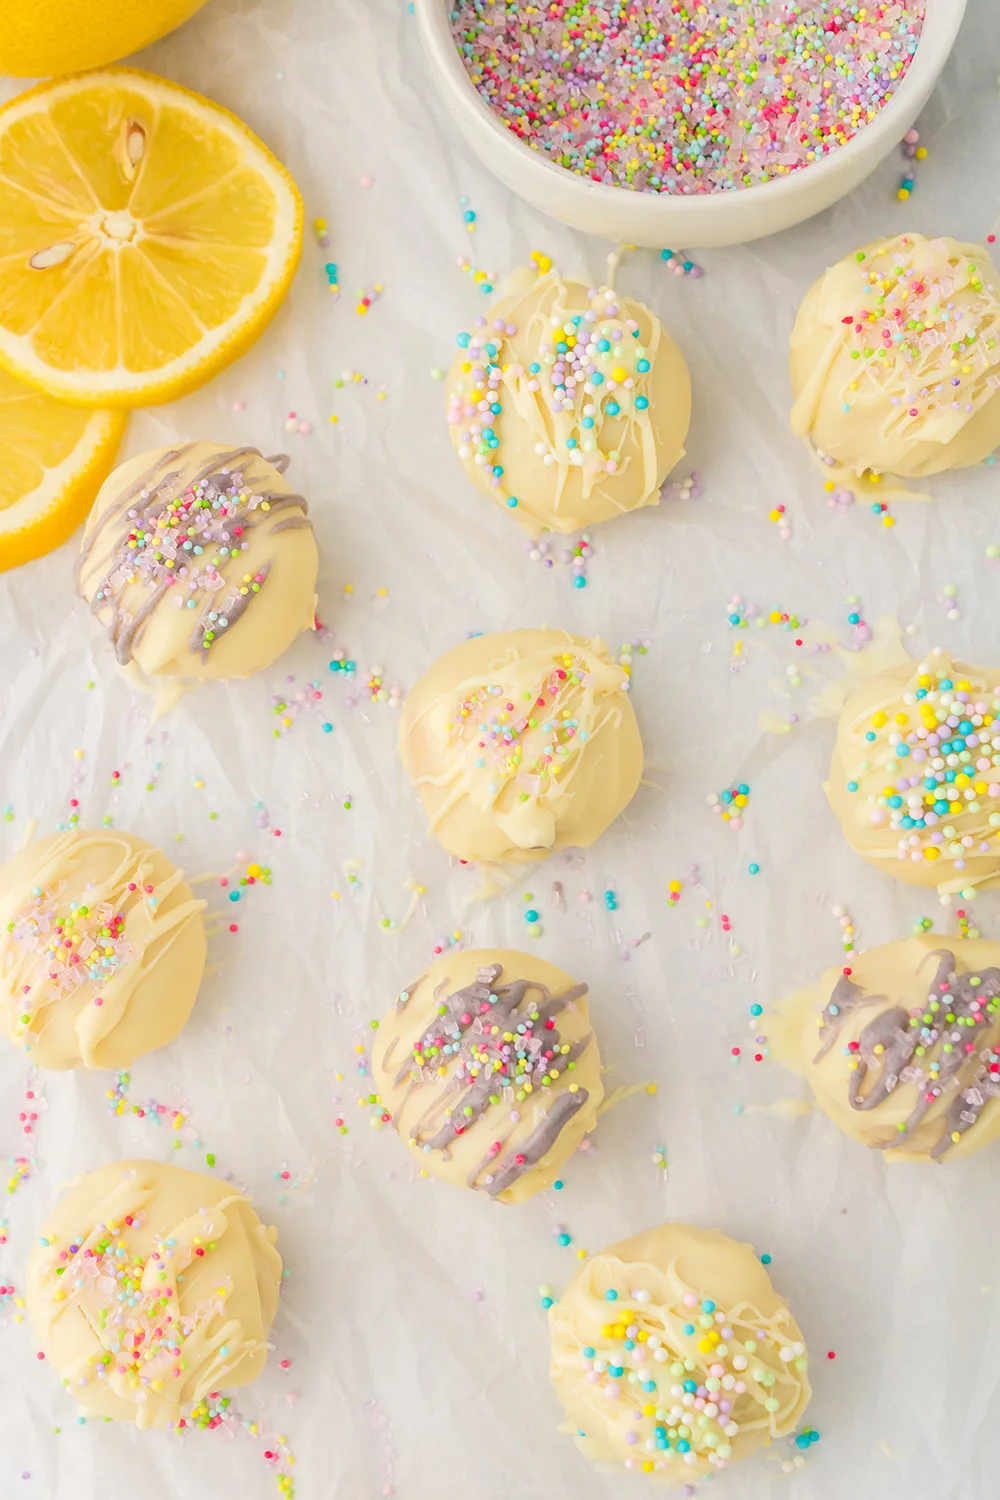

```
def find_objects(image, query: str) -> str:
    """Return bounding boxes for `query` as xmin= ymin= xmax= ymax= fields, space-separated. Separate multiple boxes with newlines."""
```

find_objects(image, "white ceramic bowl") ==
xmin=416 ymin=0 xmax=967 ymax=249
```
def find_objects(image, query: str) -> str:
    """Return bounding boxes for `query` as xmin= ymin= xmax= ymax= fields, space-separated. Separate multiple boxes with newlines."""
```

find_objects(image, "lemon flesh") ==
xmin=0 ymin=364 xmax=125 ymax=571
xmin=0 ymin=68 xmax=303 ymax=406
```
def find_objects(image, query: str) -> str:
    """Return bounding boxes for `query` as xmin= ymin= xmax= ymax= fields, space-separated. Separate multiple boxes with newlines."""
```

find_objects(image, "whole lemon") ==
xmin=0 ymin=0 xmax=211 ymax=76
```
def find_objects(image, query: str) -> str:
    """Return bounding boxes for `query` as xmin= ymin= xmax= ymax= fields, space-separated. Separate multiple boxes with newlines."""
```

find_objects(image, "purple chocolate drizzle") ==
xmin=77 ymin=445 xmax=310 ymax=665
xmin=388 ymin=963 xmax=593 ymax=1197
xmin=815 ymin=949 xmax=1000 ymax=1159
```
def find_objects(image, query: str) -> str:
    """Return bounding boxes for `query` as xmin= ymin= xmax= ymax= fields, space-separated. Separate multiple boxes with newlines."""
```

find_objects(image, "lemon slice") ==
xmin=0 ymin=68 xmax=303 ymax=407
xmin=0 ymin=364 xmax=125 ymax=571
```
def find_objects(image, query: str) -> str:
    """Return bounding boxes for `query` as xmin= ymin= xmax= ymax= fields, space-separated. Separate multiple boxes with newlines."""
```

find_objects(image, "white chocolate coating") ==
xmin=78 ymin=442 xmax=318 ymax=687
xmin=372 ymin=949 xmax=603 ymax=1204
xmin=772 ymin=934 xmax=1000 ymax=1164
xmin=447 ymin=268 xmax=691 ymax=537
xmin=825 ymin=647 xmax=1000 ymax=893
xmin=791 ymin=233 xmax=1000 ymax=485
xmin=400 ymin=629 xmax=643 ymax=866
xmin=0 ymin=829 xmax=206 ymax=1070
xmin=550 ymin=1223 xmax=811 ymax=1483
xmin=27 ymin=1160 xmax=281 ymax=1429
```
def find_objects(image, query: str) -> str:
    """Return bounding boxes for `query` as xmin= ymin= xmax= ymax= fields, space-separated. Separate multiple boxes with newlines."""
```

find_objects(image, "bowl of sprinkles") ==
xmin=418 ymin=1 xmax=966 ymax=248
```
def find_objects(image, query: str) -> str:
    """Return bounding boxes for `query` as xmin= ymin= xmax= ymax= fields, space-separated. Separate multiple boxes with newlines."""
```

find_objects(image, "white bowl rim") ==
xmin=419 ymin=0 xmax=968 ymax=224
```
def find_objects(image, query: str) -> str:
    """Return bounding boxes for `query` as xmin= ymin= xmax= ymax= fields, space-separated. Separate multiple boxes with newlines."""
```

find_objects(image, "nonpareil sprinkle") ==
xmin=450 ymin=1 xmax=925 ymax=195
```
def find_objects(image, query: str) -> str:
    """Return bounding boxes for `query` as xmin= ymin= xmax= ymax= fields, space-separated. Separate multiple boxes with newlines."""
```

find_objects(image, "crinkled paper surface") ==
xmin=0 ymin=2 xmax=998 ymax=1497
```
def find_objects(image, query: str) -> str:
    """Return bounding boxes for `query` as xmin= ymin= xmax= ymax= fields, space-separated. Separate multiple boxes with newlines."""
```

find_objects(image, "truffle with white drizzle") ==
xmin=825 ymin=646 xmax=1000 ymax=893
xmin=400 ymin=628 xmax=643 ymax=866
xmin=371 ymin=949 xmax=603 ymax=1203
xmin=27 ymin=1160 xmax=281 ymax=1428
xmin=447 ymin=265 xmax=691 ymax=537
xmin=550 ymin=1223 xmax=811 ymax=1482
xmin=790 ymin=233 xmax=1000 ymax=496
xmin=0 ymin=827 xmax=206 ymax=1070
xmin=77 ymin=441 xmax=317 ymax=696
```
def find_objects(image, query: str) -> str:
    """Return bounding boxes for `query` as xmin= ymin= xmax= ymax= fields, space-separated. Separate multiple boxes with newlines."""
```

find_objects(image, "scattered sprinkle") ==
xmin=708 ymin=783 xmax=750 ymax=830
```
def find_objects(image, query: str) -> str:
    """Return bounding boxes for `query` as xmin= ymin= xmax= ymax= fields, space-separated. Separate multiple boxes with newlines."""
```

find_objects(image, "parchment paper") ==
xmin=1 ymin=2 xmax=998 ymax=1497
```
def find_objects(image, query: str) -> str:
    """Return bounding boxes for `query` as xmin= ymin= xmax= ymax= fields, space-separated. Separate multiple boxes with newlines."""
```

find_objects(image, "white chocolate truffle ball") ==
xmin=27 ymin=1159 xmax=282 ymax=1429
xmin=78 ymin=441 xmax=318 ymax=687
xmin=0 ymin=828 xmax=206 ymax=1070
xmin=791 ymin=233 xmax=1000 ymax=483
xmin=826 ymin=647 xmax=1000 ymax=893
xmin=775 ymin=934 xmax=1000 ymax=1163
xmin=447 ymin=267 xmax=691 ymax=537
xmin=400 ymin=628 xmax=643 ymax=866
xmin=372 ymin=949 xmax=603 ymax=1204
xmin=549 ymin=1223 xmax=811 ymax=1483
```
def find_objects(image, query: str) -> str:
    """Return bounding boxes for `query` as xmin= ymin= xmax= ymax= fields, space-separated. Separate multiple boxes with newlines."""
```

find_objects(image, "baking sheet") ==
xmin=1 ymin=1 xmax=999 ymax=1497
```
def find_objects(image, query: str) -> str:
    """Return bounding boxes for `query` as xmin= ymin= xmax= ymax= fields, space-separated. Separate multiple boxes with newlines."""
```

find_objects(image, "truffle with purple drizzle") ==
xmin=371 ymin=948 xmax=604 ymax=1203
xmin=773 ymin=933 xmax=1000 ymax=1162
xmin=77 ymin=441 xmax=317 ymax=704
